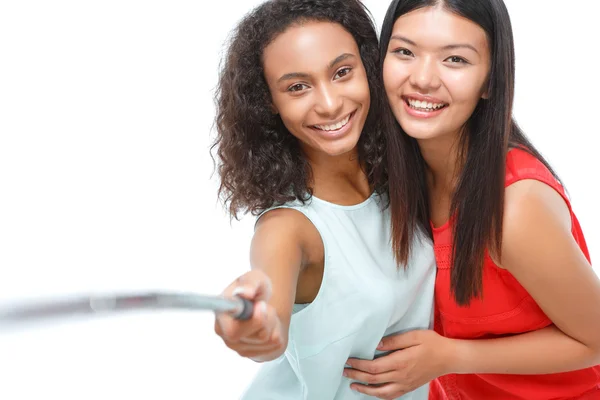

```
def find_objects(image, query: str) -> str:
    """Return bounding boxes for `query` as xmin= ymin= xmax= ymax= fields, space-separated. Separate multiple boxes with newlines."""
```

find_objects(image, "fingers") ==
xmin=231 ymin=343 xmax=282 ymax=359
xmin=215 ymin=301 xmax=266 ymax=342
xmin=343 ymin=367 xmax=397 ymax=385
xmin=215 ymin=270 xmax=275 ymax=341
xmin=222 ymin=269 xmax=272 ymax=303
xmin=349 ymin=382 xmax=408 ymax=400
xmin=216 ymin=304 xmax=284 ymax=361
xmin=223 ymin=320 xmax=283 ymax=358
xmin=215 ymin=272 xmax=285 ymax=361
xmin=214 ymin=270 xmax=285 ymax=361
xmin=378 ymin=330 xmax=424 ymax=351
xmin=346 ymin=356 xmax=397 ymax=375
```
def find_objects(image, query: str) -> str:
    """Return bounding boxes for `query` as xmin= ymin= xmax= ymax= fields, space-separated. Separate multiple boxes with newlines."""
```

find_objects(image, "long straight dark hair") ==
xmin=381 ymin=0 xmax=561 ymax=305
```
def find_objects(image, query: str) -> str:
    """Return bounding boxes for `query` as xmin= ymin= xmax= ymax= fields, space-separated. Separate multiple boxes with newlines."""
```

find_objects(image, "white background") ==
xmin=0 ymin=1 xmax=598 ymax=399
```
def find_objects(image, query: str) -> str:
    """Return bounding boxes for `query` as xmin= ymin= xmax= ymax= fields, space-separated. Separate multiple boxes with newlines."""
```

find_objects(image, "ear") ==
xmin=270 ymin=103 xmax=279 ymax=115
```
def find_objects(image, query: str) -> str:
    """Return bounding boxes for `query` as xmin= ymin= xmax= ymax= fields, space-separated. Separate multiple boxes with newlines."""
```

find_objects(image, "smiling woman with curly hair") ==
xmin=212 ymin=1 xmax=389 ymax=218
xmin=211 ymin=0 xmax=436 ymax=398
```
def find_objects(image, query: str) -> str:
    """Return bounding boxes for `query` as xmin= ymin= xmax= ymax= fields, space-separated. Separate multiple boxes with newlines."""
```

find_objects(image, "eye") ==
xmin=334 ymin=67 xmax=352 ymax=79
xmin=288 ymin=83 xmax=308 ymax=92
xmin=391 ymin=48 xmax=414 ymax=57
xmin=445 ymin=56 xmax=468 ymax=64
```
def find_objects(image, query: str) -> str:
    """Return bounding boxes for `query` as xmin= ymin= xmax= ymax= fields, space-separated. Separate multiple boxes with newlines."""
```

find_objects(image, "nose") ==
xmin=409 ymin=56 xmax=441 ymax=91
xmin=314 ymin=84 xmax=343 ymax=118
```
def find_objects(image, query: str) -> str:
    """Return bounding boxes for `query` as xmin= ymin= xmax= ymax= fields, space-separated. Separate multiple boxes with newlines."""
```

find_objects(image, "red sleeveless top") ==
xmin=430 ymin=148 xmax=600 ymax=399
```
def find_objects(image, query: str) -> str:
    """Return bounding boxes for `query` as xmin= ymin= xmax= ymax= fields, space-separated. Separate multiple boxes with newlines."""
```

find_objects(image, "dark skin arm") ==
xmin=214 ymin=208 xmax=324 ymax=362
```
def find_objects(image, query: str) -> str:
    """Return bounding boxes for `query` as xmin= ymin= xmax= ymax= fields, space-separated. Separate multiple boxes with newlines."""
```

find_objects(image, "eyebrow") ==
xmin=277 ymin=72 xmax=310 ymax=83
xmin=328 ymin=53 xmax=355 ymax=68
xmin=277 ymin=53 xmax=356 ymax=83
xmin=390 ymin=34 xmax=479 ymax=54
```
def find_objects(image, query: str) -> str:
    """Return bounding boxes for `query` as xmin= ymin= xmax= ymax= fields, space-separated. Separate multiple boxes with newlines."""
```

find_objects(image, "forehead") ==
xmin=392 ymin=6 xmax=488 ymax=50
xmin=263 ymin=21 xmax=359 ymax=77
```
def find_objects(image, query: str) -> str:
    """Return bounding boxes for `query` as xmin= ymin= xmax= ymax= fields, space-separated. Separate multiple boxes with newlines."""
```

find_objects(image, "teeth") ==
xmin=314 ymin=113 xmax=351 ymax=131
xmin=407 ymin=99 xmax=446 ymax=110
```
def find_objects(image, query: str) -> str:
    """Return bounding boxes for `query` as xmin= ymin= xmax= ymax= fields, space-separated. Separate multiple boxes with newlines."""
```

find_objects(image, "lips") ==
xmin=306 ymin=110 xmax=357 ymax=140
xmin=402 ymin=95 xmax=448 ymax=112
xmin=311 ymin=111 xmax=355 ymax=131
xmin=400 ymin=95 xmax=448 ymax=119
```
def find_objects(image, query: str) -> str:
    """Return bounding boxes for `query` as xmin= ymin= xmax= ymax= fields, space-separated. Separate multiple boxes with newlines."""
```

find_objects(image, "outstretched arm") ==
xmin=215 ymin=208 xmax=319 ymax=362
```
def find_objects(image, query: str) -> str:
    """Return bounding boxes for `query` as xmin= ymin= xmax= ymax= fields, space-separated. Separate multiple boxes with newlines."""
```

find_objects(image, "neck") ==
xmin=304 ymin=147 xmax=371 ymax=205
xmin=418 ymin=133 xmax=463 ymax=194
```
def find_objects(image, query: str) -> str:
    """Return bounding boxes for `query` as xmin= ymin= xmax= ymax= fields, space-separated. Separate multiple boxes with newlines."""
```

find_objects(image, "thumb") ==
xmin=377 ymin=329 xmax=424 ymax=351
xmin=229 ymin=270 xmax=272 ymax=302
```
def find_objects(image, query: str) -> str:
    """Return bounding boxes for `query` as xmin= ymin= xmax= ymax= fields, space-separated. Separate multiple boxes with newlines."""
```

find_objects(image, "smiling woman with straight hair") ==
xmin=343 ymin=1 xmax=600 ymax=399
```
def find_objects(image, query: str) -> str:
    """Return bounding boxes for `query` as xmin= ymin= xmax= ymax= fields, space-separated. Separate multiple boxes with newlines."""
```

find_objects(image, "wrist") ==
xmin=251 ymin=346 xmax=285 ymax=363
xmin=441 ymin=337 xmax=466 ymax=375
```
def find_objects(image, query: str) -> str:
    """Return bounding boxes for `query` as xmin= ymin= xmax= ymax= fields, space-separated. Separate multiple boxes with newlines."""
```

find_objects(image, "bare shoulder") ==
xmin=499 ymin=179 xmax=573 ymax=269
xmin=255 ymin=207 xmax=312 ymax=232
xmin=253 ymin=207 xmax=323 ymax=266
xmin=504 ymin=179 xmax=571 ymax=232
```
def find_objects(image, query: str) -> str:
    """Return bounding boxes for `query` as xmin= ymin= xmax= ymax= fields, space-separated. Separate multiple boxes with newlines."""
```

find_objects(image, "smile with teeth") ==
xmin=312 ymin=112 xmax=354 ymax=132
xmin=406 ymin=98 xmax=448 ymax=112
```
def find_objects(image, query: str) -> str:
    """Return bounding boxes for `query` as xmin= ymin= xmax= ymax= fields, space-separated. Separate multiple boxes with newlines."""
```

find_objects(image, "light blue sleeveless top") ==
xmin=241 ymin=192 xmax=436 ymax=400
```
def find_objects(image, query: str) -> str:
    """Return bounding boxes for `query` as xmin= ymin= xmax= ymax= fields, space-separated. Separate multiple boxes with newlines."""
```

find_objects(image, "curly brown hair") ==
xmin=211 ymin=0 xmax=389 ymax=219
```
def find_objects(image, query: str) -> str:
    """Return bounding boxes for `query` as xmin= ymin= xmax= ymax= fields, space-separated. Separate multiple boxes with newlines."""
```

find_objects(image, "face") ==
xmin=383 ymin=6 xmax=490 ymax=143
xmin=262 ymin=21 xmax=370 ymax=158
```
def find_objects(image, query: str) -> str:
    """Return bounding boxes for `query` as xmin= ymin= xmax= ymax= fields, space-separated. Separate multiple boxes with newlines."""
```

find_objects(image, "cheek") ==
xmin=383 ymin=59 xmax=407 ymax=98
xmin=444 ymin=72 xmax=487 ymax=106
xmin=275 ymin=97 xmax=310 ymax=129
xmin=347 ymin=69 xmax=371 ymax=109
xmin=280 ymin=114 xmax=307 ymax=140
xmin=357 ymin=80 xmax=371 ymax=112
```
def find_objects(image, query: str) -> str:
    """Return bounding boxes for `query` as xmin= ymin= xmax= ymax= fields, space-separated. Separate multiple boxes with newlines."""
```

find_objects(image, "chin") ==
xmin=398 ymin=121 xmax=445 ymax=141
xmin=326 ymin=141 xmax=360 ymax=157
xmin=323 ymin=145 xmax=356 ymax=157
xmin=401 ymin=129 xmax=440 ymax=142
xmin=402 ymin=130 xmax=436 ymax=141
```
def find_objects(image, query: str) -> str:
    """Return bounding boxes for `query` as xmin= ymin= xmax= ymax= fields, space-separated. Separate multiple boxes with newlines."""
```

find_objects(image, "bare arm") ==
xmin=248 ymin=209 xmax=309 ymax=343
xmin=215 ymin=208 xmax=321 ymax=362
xmin=344 ymin=179 xmax=600 ymax=397
xmin=451 ymin=179 xmax=600 ymax=374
